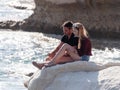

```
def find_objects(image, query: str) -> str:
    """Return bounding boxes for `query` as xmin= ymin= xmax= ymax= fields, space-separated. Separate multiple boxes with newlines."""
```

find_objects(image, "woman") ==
xmin=72 ymin=22 xmax=92 ymax=61
xmin=33 ymin=22 xmax=92 ymax=69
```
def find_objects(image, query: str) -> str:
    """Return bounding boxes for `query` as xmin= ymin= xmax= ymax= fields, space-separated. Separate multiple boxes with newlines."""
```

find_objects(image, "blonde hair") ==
xmin=73 ymin=22 xmax=89 ymax=49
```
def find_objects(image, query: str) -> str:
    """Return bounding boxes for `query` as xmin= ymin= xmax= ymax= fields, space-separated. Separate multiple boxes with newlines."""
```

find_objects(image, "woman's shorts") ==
xmin=81 ymin=55 xmax=90 ymax=61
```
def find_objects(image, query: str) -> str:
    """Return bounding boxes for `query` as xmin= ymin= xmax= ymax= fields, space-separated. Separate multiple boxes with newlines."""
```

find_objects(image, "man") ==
xmin=46 ymin=21 xmax=78 ymax=60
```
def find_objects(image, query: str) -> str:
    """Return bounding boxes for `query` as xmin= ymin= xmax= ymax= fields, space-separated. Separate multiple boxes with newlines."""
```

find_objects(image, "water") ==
xmin=0 ymin=30 xmax=120 ymax=90
xmin=0 ymin=30 xmax=60 ymax=90
xmin=0 ymin=0 xmax=35 ymax=21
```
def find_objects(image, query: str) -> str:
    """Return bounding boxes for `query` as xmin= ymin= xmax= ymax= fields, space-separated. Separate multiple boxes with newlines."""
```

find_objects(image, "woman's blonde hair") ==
xmin=73 ymin=22 xmax=89 ymax=49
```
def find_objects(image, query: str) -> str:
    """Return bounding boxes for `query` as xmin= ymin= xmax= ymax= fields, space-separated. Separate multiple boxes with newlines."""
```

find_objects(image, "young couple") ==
xmin=32 ymin=21 xmax=92 ymax=69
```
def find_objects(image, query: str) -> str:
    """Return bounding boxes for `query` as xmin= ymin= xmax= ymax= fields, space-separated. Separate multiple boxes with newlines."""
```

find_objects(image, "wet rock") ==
xmin=13 ymin=6 xmax=27 ymax=10
xmin=0 ymin=21 xmax=24 ymax=30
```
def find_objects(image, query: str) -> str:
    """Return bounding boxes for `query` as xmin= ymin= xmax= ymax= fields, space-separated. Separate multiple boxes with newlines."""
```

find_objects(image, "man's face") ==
xmin=63 ymin=27 xmax=72 ymax=35
xmin=73 ymin=28 xmax=78 ymax=37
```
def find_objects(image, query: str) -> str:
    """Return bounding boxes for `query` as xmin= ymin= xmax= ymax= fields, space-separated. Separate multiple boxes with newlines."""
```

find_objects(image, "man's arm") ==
xmin=46 ymin=42 xmax=64 ymax=60
xmin=50 ymin=42 xmax=64 ymax=55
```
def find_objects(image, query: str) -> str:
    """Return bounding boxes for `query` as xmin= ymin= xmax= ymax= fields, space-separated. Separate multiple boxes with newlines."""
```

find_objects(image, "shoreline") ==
xmin=0 ymin=29 xmax=120 ymax=50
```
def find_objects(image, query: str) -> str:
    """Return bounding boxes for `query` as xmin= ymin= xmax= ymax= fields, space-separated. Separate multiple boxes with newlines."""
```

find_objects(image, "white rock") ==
xmin=27 ymin=61 xmax=120 ymax=90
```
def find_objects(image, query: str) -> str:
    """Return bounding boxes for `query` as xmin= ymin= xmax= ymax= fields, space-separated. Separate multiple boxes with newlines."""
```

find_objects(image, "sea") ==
xmin=0 ymin=0 xmax=35 ymax=21
xmin=0 ymin=0 xmax=120 ymax=90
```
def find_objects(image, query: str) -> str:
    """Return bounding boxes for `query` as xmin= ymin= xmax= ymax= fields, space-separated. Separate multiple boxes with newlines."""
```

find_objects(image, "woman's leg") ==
xmin=33 ymin=43 xmax=80 ymax=68
xmin=32 ymin=60 xmax=50 ymax=69
xmin=53 ymin=43 xmax=80 ymax=61
xmin=46 ymin=43 xmax=80 ymax=67
xmin=55 ymin=56 xmax=74 ymax=64
xmin=32 ymin=55 xmax=74 ymax=69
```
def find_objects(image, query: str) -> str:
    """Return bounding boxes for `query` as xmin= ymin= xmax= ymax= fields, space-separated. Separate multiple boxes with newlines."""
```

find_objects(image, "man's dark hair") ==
xmin=62 ymin=21 xmax=73 ymax=29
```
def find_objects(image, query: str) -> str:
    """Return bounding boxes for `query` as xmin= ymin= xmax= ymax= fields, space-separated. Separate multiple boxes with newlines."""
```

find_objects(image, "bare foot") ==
xmin=32 ymin=61 xmax=44 ymax=69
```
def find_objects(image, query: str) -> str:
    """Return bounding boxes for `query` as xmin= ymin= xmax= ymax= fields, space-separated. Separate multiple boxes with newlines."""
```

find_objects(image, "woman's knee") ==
xmin=62 ymin=43 xmax=70 ymax=49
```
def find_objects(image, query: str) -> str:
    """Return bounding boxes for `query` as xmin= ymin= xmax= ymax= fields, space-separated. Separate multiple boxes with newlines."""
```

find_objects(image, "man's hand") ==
xmin=45 ymin=52 xmax=55 ymax=61
xmin=48 ymin=52 xmax=55 ymax=58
